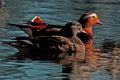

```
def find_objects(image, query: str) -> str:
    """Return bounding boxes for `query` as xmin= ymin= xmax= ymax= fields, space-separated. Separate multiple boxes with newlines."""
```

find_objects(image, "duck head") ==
xmin=78 ymin=13 xmax=103 ymax=27
xmin=77 ymin=13 xmax=103 ymax=43
xmin=62 ymin=21 xmax=85 ymax=37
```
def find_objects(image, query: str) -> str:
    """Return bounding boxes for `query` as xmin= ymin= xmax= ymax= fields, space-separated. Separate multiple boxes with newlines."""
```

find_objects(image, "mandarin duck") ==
xmin=4 ymin=21 xmax=85 ymax=60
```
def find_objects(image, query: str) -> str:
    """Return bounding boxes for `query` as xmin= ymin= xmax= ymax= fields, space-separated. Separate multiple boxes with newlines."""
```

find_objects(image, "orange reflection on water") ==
xmin=84 ymin=39 xmax=99 ymax=68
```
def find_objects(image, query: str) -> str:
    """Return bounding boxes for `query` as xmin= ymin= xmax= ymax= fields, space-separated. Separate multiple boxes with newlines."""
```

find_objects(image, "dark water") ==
xmin=0 ymin=0 xmax=120 ymax=80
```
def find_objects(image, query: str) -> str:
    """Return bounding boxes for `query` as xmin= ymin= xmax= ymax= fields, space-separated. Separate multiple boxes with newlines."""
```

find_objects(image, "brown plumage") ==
xmin=4 ymin=21 xmax=85 ymax=60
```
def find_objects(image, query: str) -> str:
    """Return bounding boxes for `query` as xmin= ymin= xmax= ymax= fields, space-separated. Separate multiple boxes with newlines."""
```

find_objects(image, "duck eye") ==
xmin=76 ymin=24 xmax=80 ymax=26
xmin=92 ymin=16 xmax=96 ymax=18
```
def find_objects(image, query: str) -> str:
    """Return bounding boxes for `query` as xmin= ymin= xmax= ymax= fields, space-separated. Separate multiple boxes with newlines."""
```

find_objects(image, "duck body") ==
xmin=5 ymin=21 xmax=85 ymax=60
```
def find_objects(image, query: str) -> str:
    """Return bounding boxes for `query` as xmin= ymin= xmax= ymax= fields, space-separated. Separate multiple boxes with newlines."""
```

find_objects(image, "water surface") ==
xmin=0 ymin=0 xmax=120 ymax=80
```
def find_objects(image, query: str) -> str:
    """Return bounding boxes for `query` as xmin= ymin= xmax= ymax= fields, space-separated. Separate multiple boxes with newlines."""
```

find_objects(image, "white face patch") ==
xmin=83 ymin=13 xmax=97 ymax=19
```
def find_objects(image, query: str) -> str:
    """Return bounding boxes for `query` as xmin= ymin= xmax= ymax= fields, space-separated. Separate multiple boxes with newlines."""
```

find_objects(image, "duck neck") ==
xmin=71 ymin=35 xmax=82 ymax=44
xmin=82 ymin=23 xmax=93 ymax=39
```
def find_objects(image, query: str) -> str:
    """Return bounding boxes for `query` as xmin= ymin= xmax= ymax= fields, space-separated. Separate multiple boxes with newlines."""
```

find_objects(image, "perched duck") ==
xmin=4 ymin=21 xmax=85 ymax=60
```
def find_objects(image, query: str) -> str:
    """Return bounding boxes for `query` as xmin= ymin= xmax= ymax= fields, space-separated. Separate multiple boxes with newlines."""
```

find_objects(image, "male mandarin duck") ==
xmin=28 ymin=13 xmax=103 ymax=41
xmin=28 ymin=13 xmax=103 ymax=51
xmin=77 ymin=13 xmax=103 ymax=51
xmin=8 ymin=12 xmax=102 ymax=44
xmin=4 ymin=21 xmax=85 ymax=60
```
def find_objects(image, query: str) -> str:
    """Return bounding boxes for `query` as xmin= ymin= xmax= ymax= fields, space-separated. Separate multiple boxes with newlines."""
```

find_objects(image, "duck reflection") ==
xmin=60 ymin=37 xmax=99 ymax=80
xmin=61 ymin=39 xmax=120 ymax=80
xmin=61 ymin=55 xmax=120 ymax=80
xmin=61 ymin=41 xmax=120 ymax=80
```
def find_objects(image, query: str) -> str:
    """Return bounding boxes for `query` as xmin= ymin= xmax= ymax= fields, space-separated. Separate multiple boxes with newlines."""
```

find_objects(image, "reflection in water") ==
xmin=4 ymin=37 xmax=100 ymax=80
xmin=85 ymin=42 xmax=98 ymax=68
xmin=61 ymin=38 xmax=120 ymax=80
xmin=61 ymin=55 xmax=117 ymax=79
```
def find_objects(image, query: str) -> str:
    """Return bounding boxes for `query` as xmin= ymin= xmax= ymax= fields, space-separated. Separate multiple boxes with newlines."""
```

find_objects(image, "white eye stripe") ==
xmin=83 ymin=13 xmax=97 ymax=19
